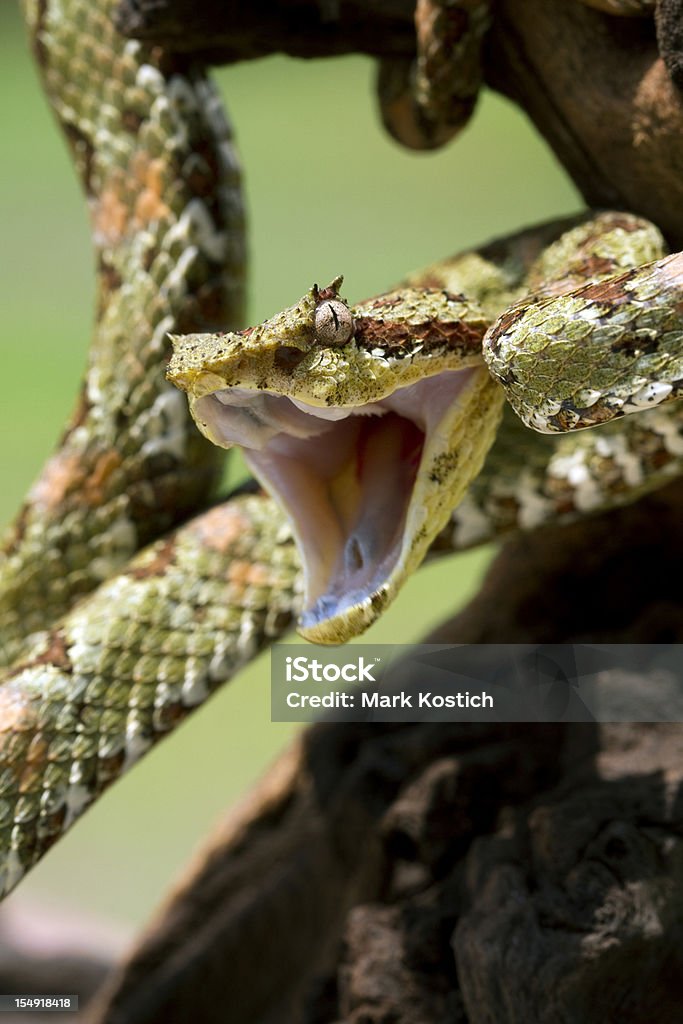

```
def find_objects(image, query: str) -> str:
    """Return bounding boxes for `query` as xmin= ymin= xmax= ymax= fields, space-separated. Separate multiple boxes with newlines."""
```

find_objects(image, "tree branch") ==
xmin=91 ymin=484 xmax=683 ymax=1022
xmin=486 ymin=0 xmax=683 ymax=247
xmin=114 ymin=0 xmax=417 ymax=60
xmin=92 ymin=3 xmax=683 ymax=1021
xmin=116 ymin=0 xmax=683 ymax=245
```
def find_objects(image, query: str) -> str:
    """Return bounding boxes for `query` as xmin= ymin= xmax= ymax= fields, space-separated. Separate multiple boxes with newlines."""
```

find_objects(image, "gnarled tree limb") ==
xmin=91 ymin=481 xmax=683 ymax=1023
xmin=88 ymin=3 xmax=683 ymax=1021
xmin=115 ymin=0 xmax=683 ymax=242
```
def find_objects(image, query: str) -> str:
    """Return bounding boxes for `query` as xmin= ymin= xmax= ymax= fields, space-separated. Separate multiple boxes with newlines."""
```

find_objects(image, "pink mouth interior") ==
xmin=194 ymin=370 xmax=472 ymax=628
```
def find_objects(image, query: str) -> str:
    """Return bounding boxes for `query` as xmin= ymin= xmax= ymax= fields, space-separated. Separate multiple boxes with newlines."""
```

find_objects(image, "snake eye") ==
xmin=314 ymin=299 xmax=354 ymax=346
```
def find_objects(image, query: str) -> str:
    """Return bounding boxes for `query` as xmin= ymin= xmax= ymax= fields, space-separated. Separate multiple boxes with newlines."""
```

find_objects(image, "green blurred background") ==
xmin=0 ymin=4 xmax=579 ymax=941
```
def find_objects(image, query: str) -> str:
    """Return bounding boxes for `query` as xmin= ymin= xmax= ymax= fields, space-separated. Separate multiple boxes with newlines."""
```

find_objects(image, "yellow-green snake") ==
xmin=168 ymin=210 xmax=682 ymax=643
xmin=0 ymin=0 xmax=680 ymax=900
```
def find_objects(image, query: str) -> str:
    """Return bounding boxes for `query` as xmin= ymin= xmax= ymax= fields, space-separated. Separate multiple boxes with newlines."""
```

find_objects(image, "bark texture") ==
xmin=115 ymin=0 xmax=683 ymax=242
xmin=114 ymin=0 xmax=418 ymax=60
xmin=89 ymin=485 xmax=683 ymax=1024
xmin=89 ymin=2 xmax=683 ymax=1022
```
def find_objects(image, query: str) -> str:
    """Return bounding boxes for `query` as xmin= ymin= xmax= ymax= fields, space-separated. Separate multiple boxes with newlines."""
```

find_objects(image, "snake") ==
xmin=0 ymin=0 xmax=680 ymax=899
xmin=168 ymin=210 xmax=683 ymax=643
xmin=375 ymin=0 xmax=656 ymax=152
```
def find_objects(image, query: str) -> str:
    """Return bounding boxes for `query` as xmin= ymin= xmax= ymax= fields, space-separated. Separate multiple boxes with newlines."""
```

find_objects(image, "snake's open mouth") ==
xmin=192 ymin=369 xmax=483 ymax=642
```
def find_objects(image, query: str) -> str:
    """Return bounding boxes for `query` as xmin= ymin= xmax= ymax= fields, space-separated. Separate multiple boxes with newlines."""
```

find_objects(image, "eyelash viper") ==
xmin=0 ymin=0 xmax=679 ymax=899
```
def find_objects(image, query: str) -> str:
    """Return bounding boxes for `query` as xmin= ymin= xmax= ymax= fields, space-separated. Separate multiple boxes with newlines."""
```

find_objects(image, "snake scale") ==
xmin=0 ymin=0 xmax=681 ymax=897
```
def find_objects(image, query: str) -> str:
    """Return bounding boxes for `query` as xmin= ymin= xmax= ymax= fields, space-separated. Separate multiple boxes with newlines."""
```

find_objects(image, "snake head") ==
xmin=168 ymin=280 xmax=502 ymax=644
xmin=168 ymin=280 xmax=327 ymax=390
xmin=167 ymin=277 xmax=365 ymax=402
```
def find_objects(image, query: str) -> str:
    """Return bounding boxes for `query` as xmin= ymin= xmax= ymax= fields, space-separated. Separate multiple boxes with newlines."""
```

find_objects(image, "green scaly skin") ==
xmin=0 ymin=496 xmax=300 ymax=896
xmin=1 ymin=0 xmax=245 ymax=665
xmin=0 ymin=0 xmax=254 ymax=896
xmin=1 ymin=0 xmax=682 ymax=900
xmin=375 ymin=0 xmax=653 ymax=152
xmin=168 ymin=280 xmax=504 ymax=643
xmin=486 ymin=252 xmax=683 ymax=432
xmin=170 ymin=210 xmax=683 ymax=641
xmin=3 ymin=208 xmax=683 ymax=897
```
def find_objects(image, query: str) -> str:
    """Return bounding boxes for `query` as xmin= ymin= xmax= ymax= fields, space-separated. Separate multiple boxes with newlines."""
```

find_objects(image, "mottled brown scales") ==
xmin=353 ymin=316 xmax=485 ymax=355
xmin=362 ymin=288 xmax=467 ymax=309
xmin=28 ymin=452 xmax=84 ymax=512
xmin=37 ymin=630 xmax=73 ymax=673
xmin=485 ymin=305 xmax=521 ymax=354
xmin=360 ymin=293 xmax=409 ymax=311
xmin=133 ymin=155 xmax=171 ymax=224
xmin=565 ymin=254 xmax=616 ymax=282
xmin=97 ymin=256 xmax=123 ymax=295
xmin=556 ymin=401 xmax=629 ymax=432
xmin=552 ymin=408 xmax=583 ymax=431
xmin=5 ymin=630 xmax=73 ymax=683
xmin=186 ymin=505 xmax=254 ymax=552
xmin=577 ymin=275 xmax=634 ymax=305
xmin=25 ymin=734 xmax=50 ymax=770
xmin=127 ymin=537 xmax=176 ymax=580
xmin=601 ymin=212 xmax=652 ymax=232
xmin=94 ymin=182 xmax=130 ymax=245
xmin=228 ymin=561 xmax=271 ymax=587
xmin=571 ymin=400 xmax=617 ymax=426
xmin=84 ymin=450 xmax=123 ymax=506
xmin=0 ymin=688 xmax=38 ymax=735
xmin=5 ymin=4 xmax=683 ymax=915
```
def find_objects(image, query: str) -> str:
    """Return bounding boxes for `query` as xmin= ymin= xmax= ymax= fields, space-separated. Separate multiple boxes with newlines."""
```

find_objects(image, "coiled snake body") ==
xmin=0 ymin=0 xmax=681 ymax=896
xmin=169 ymin=212 xmax=683 ymax=641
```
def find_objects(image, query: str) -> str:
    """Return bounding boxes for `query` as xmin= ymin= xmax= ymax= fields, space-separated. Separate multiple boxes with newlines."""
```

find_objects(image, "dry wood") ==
xmin=114 ymin=0 xmax=417 ymax=60
xmin=90 ymin=485 xmax=683 ymax=1023
xmin=115 ymin=0 xmax=683 ymax=241
xmin=91 ymin=3 xmax=683 ymax=1021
